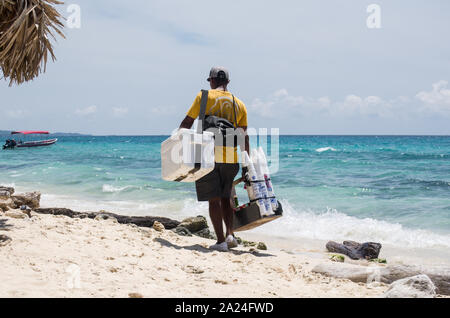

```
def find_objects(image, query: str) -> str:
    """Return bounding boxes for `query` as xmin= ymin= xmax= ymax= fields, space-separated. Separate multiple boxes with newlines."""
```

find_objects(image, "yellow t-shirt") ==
xmin=186 ymin=89 xmax=248 ymax=164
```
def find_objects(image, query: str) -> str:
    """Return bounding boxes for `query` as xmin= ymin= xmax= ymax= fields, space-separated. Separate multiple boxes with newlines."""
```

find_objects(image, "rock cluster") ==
xmin=34 ymin=207 xmax=180 ymax=229
xmin=0 ymin=186 xmax=41 ymax=212
xmin=172 ymin=216 xmax=216 ymax=240
xmin=2 ymin=186 xmax=270 ymax=252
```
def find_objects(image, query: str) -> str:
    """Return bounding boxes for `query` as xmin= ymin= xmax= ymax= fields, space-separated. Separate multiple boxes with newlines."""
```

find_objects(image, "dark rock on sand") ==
xmin=172 ymin=224 xmax=217 ymax=240
xmin=179 ymin=216 xmax=208 ymax=233
xmin=242 ymin=240 xmax=257 ymax=247
xmin=383 ymin=275 xmax=436 ymax=298
xmin=0 ymin=234 xmax=12 ymax=247
xmin=0 ymin=198 xmax=13 ymax=212
xmin=34 ymin=208 xmax=180 ymax=229
xmin=172 ymin=226 xmax=193 ymax=237
xmin=0 ymin=190 xmax=11 ymax=199
xmin=193 ymin=227 xmax=216 ymax=240
xmin=257 ymin=242 xmax=267 ymax=250
xmin=153 ymin=221 xmax=165 ymax=232
xmin=326 ymin=240 xmax=381 ymax=260
xmin=5 ymin=209 xmax=29 ymax=219
xmin=20 ymin=205 xmax=32 ymax=217
xmin=11 ymin=192 xmax=41 ymax=209
xmin=94 ymin=213 xmax=118 ymax=222
xmin=0 ymin=187 xmax=16 ymax=212
xmin=172 ymin=216 xmax=217 ymax=240
xmin=0 ymin=186 xmax=15 ymax=196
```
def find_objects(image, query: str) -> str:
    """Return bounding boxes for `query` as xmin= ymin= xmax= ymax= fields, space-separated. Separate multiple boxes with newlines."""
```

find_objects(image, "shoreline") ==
xmin=5 ymin=181 xmax=450 ymax=268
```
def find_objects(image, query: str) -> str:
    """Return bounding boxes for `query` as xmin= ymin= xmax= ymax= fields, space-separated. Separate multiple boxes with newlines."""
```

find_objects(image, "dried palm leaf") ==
xmin=0 ymin=0 xmax=65 ymax=86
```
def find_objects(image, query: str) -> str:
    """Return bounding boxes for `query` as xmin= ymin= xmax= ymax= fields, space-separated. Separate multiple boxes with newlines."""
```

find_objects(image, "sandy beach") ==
xmin=0 ymin=210 xmax=393 ymax=298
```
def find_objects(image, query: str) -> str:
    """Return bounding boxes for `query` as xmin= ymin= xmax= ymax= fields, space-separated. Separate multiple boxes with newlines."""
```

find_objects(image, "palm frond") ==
xmin=0 ymin=0 xmax=65 ymax=86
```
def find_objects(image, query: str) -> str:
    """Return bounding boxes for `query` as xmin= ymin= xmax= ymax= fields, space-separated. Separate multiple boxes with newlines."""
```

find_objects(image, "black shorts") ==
xmin=195 ymin=163 xmax=240 ymax=201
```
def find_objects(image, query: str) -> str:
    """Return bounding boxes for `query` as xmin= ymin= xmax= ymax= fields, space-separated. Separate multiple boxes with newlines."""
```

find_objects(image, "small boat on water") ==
xmin=2 ymin=131 xmax=57 ymax=150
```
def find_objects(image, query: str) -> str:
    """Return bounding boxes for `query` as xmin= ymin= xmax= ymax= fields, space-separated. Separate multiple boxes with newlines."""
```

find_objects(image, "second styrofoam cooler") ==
xmin=161 ymin=129 xmax=215 ymax=182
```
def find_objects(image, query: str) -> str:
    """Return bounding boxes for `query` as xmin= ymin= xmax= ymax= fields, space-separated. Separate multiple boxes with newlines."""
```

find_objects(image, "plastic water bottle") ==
xmin=251 ymin=149 xmax=271 ymax=216
xmin=242 ymin=151 xmax=269 ymax=216
xmin=258 ymin=147 xmax=278 ymax=211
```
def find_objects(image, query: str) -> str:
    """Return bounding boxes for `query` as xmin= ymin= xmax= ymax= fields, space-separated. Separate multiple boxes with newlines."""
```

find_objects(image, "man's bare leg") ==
xmin=221 ymin=197 xmax=234 ymax=237
xmin=209 ymin=198 xmax=225 ymax=243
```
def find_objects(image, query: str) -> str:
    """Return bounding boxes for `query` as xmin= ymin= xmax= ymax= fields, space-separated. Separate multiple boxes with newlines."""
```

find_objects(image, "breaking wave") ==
xmin=252 ymin=201 xmax=450 ymax=249
xmin=316 ymin=147 xmax=337 ymax=153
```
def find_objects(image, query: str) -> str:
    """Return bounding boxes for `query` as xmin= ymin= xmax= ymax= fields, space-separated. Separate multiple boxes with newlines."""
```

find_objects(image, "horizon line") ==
xmin=1 ymin=130 xmax=449 ymax=137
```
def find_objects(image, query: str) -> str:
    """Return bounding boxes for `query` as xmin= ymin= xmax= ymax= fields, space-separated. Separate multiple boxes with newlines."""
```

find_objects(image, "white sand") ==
xmin=0 ymin=211 xmax=389 ymax=298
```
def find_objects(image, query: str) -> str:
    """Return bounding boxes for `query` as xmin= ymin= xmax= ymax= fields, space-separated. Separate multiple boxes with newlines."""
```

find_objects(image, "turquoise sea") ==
xmin=1 ymin=135 xmax=449 ymax=253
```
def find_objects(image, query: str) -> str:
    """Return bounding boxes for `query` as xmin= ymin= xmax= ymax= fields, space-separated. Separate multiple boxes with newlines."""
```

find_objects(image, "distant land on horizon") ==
xmin=0 ymin=130 xmax=448 ymax=137
xmin=0 ymin=130 xmax=91 ymax=136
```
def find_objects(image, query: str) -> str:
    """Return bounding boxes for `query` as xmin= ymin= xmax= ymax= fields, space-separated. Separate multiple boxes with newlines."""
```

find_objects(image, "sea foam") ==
xmin=102 ymin=184 xmax=135 ymax=193
xmin=316 ymin=147 xmax=337 ymax=153
xmin=251 ymin=200 xmax=450 ymax=250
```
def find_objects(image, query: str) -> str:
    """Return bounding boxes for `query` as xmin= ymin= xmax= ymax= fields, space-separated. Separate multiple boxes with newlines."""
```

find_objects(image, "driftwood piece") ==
xmin=312 ymin=262 xmax=450 ymax=295
xmin=326 ymin=240 xmax=382 ymax=260
xmin=34 ymin=208 xmax=180 ymax=229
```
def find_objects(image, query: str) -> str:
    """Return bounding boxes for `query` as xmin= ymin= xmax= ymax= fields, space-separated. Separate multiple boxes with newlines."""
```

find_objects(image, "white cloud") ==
xmin=272 ymin=89 xmax=289 ymax=98
xmin=248 ymin=98 xmax=276 ymax=118
xmin=112 ymin=107 xmax=129 ymax=117
xmin=250 ymin=90 xmax=403 ymax=119
xmin=318 ymin=97 xmax=331 ymax=108
xmin=5 ymin=110 xmax=29 ymax=118
xmin=75 ymin=105 xmax=97 ymax=116
xmin=416 ymin=80 xmax=450 ymax=116
xmin=335 ymin=95 xmax=397 ymax=118
xmin=149 ymin=105 xmax=178 ymax=116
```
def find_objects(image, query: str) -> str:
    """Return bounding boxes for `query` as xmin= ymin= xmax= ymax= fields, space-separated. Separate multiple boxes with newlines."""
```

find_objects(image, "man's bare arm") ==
xmin=238 ymin=126 xmax=250 ymax=154
xmin=179 ymin=116 xmax=195 ymax=129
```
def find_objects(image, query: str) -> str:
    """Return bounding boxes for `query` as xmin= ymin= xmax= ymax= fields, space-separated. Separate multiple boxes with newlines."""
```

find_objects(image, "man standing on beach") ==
xmin=179 ymin=67 xmax=249 ymax=252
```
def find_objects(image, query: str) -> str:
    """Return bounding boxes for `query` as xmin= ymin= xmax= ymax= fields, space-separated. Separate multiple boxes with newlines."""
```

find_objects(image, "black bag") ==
xmin=198 ymin=90 xmax=239 ymax=148
xmin=204 ymin=115 xmax=235 ymax=135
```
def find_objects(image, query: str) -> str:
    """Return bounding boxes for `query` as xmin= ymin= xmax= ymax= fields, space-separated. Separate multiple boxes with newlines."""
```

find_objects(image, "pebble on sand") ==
xmin=153 ymin=221 xmax=165 ymax=232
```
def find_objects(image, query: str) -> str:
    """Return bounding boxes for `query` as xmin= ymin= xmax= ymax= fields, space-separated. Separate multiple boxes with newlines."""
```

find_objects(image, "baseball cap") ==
xmin=207 ymin=66 xmax=230 ymax=82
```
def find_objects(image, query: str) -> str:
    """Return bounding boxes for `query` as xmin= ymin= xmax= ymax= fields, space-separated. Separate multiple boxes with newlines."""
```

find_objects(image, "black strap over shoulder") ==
xmin=232 ymin=95 xmax=238 ymax=128
xmin=197 ymin=90 xmax=209 ymax=134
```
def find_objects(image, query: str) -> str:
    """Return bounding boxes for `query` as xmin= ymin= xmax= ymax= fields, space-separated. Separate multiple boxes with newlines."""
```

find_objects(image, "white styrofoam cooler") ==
xmin=161 ymin=129 xmax=215 ymax=182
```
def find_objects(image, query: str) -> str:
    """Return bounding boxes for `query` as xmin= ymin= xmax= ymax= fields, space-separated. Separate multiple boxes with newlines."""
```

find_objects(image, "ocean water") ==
xmin=1 ymin=135 xmax=449 ymax=253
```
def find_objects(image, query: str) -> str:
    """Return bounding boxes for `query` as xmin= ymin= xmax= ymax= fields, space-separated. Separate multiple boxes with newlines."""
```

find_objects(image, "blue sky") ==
xmin=1 ymin=0 xmax=449 ymax=135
